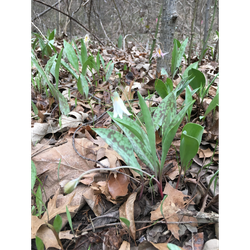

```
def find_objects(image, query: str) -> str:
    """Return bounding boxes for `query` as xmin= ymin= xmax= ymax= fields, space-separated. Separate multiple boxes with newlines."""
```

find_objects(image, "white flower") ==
xmin=113 ymin=92 xmax=131 ymax=119
xmin=84 ymin=34 xmax=90 ymax=45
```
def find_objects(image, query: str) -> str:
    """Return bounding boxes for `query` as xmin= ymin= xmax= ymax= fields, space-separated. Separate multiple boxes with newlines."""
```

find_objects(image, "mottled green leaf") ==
xmin=174 ymin=75 xmax=195 ymax=97
xmin=92 ymin=128 xmax=141 ymax=170
xmin=153 ymin=92 xmax=176 ymax=131
xmin=31 ymin=160 xmax=37 ymax=190
xmin=174 ymin=37 xmax=188 ymax=78
xmin=106 ymin=62 xmax=114 ymax=81
xmin=160 ymin=100 xmax=195 ymax=169
xmin=182 ymin=62 xmax=198 ymax=79
xmin=108 ymin=112 xmax=149 ymax=146
xmin=188 ymin=68 xmax=206 ymax=94
xmin=110 ymin=113 xmax=155 ymax=171
xmin=77 ymin=74 xmax=89 ymax=99
xmin=171 ymin=39 xmax=178 ymax=76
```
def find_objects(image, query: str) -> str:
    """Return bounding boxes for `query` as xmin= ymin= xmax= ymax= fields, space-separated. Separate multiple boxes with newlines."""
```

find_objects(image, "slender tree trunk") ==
xmin=188 ymin=0 xmax=199 ymax=65
xmin=157 ymin=0 xmax=178 ymax=76
xmin=203 ymin=0 xmax=211 ymax=44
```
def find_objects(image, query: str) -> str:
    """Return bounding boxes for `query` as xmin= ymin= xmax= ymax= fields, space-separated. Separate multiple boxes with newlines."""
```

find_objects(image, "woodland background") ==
xmin=31 ymin=0 xmax=219 ymax=59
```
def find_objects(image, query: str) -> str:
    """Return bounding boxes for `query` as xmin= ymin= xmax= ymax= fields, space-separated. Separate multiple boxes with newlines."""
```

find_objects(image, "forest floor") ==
xmin=31 ymin=37 xmax=219 ymax=250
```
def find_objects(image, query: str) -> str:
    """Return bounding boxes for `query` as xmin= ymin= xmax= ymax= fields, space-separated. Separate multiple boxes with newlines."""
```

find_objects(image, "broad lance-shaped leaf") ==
xmin=92 ymin=128 xmax=141 ymax=171
xmin=138 ymin=92 xmax=158 ymax=168
xmin=153 ymin=91 xmax=176 ymax=131
xmin=160 ymin=100 xmax=195 ymax=169
xmin=109 ymin=113 xmax=155 ymax=171
xmin=174 ymin=37 xmax=188 ymax=77
xmin=63 ymin=40 xmax=79 ymax=73
xmin=77 ymin=74 xmax=89 ymax=99
xmin=180 ymin=123 xmax=204 ymax=169
xmin=108 ymin=111 xmax=150 ymax=148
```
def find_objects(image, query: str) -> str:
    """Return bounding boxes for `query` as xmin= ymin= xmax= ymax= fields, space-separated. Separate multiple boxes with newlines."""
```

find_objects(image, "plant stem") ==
xmin=157 ymin=175 xmax=164 ymax=199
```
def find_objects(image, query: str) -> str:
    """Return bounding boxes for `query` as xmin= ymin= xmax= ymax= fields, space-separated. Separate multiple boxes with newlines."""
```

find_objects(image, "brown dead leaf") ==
xmin=82 ymin=187 xmax=105 ymax=216
xmin=198 ymin=148 xmax=214 ymax=158
xmin=31 ymin=188 xmax=79 ymax=238
xmin=119 ymin=192 xmax=137 ymax=240
xmin=32 ymin=138 xmax=97 ymax=203
xmin=103 ymin=227 xmax=125 ymax=250
xmin=151 ymin=183 xmax=196 ymax=240
xmin=108 ymin=172 xmax=130 ymax=199
xmin=119 ymin=240 xmax=130 ymax=250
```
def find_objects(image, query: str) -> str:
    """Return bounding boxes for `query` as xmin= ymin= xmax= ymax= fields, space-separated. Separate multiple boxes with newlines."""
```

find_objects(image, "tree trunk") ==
xmin=188 ymin=0 xmax=199 ymax=66
xmin=203 ymin=0 xmax=211 ymax=45
xmin=156 ymin=0 xmax=178 ymax=76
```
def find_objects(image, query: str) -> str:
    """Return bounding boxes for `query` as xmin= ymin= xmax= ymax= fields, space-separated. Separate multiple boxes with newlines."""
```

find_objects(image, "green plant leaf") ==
xmin=45 ymin=54 xmax=57 ymax=75
xmin=120 ymin=217 xmax=130 ymax=227
xmin=173 ymin=37 xmax=188 ymax=78
xmin=31 ymin=100 xmax=38 ymax=116
xmin=92 ymin=128 xmax=141 ymax=171
xmin=66 ymin=205 xmax=74 ymax=235
xmin=106 ymin=62 xmax=114 ymax=81
xmin=155 ymin=79 xmax=169 ymax=99
xmin=108 ymin=112 xmax=149 ymax=146
xmin=99 ymin=53 xmax=105 ymax=69
xmin=36 ymin=185 xmax=43 ymax=217
xmin=166 ymin=78 xmax=173 ymax=93
xmin=61 ymin=59 xmax=78 ymax=79
xmin=171 ymin=39 xmax=178 ymax=76
xmin=161 ymin=68 xmax=168 ymax=77
xmin=152 ymin=91 xmax=176 ymax=131
xmin=64 ymin=40 xmax=79 ymax=73
xmin=31 ymin=51 xmax=70 ymax=115
xmin=174 ymin=75 xmax=195 ymax=97
xmin=118 ymin=35 xmax=123 ymax=49
xmin=202 ymin=73 xmax=219 ymax=100
xmin=160 ymin=100 xmax=195 ymax=169
xmin=31 ymin=160 xmax=37 ymax=190
xmin=72 ymin=40 xmax=82 ymax=64
xmin=55 ymin=49 xmax=63 ymax=89
xmin=48 ymin=29 xmax=56 ymax=40
xmin=182 ymin=61 xmax=198 ymax=79
xmin=138 ymin=92 xmax=157 ymax=169
xmin=96 ymin=52 xmax=100 ymax=72
xmin=180 ymin=123 xmax=204 ymax=169
xmin=188 ymin=68 xmax=206 ymax=94
xmin=185 ymin=85 xmax=193 ymax=122
xmin=110 ymin=113 xmax=155 ymax=171
xmin=77 ymin=74 xmax=89 ymax=99
xmin=202 ymin=93 xmax=219 ymax=120
xmin=35 ymin=236 xmax=44 ymax=250
xmin=53 ymin=214 xmax=63 ymax=233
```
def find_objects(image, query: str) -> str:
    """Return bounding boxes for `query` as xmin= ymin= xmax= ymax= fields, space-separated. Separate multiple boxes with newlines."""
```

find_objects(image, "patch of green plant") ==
xmin=31 ymin=48 xmax=70 ymax=116
xmin=93 ymin=91 xmax=196 ymax=199
xmin=32 ymin=29 xmax=57 ymax=58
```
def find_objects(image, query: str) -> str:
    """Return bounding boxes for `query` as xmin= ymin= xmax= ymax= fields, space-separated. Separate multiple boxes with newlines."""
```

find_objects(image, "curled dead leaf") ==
xmin=119 ymin=192 xmax=137 ymax=240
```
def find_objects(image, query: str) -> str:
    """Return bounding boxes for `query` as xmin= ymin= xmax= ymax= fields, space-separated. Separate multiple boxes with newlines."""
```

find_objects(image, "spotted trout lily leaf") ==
xmin=92 ymin=128 xmax=141 ymax=171
xmin=113 ymin=92 xmax=131 ymax=119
